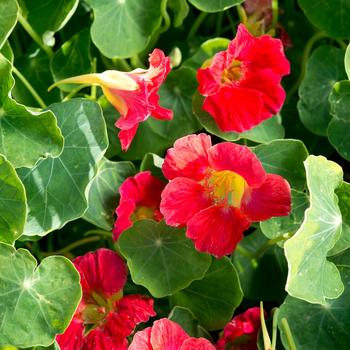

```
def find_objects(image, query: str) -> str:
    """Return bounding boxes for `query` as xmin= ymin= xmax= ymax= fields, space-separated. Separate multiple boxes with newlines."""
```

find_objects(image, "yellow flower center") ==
xmin=221 ymin=59 xmax=243 ymax=84
xmin=204 ymin=170 xmax=247 ymax=207
xmin=131 ymin=205 xmax=155 ymax=221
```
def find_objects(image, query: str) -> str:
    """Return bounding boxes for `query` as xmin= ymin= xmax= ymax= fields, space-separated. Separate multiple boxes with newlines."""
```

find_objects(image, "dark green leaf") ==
xmin=0 ymin=243 xmax=81 ymax=348
xmin=17 ymin=99 xmax=108 ymax=237
xmin=140 ymin=153 xmax=165 ymax=180
xmin=252 ymin=139 xmax=309 ymax=190
xmin=85 ymin=0 xmax=162 ymax=58
xmin=171 ymin=257 xmax=243 ymax=330
xmin=118 ymin=220 xmax=211 ymax=298
xmin=83 ymin=158 xmax=135 ymax=231
xmin=188 ymin=0 xmax=244 ymax=13
xmin=168 ymin=0 xmax=189 ymax=27
xmin=298 ymin=46 xmax=346 ymax=136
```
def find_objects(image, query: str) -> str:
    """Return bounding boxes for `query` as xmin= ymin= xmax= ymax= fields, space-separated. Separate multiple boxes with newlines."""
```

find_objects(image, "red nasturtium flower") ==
xmin=50 ymin=49 xmax=173 ymax=151
xmin=113 ymin=171 xmax=166 ymax=241
xmin=56 ymin=249 xmax=156 ymax=350
xmin=216 ymin=307 xmax=263 ymax=350
xmin=129 ymin=318 xmax=215 ymax=349
xmin=197 ymin=24 xmax=290 ymax=133
xmin=160 ymin=134 xmax=291 ymax=257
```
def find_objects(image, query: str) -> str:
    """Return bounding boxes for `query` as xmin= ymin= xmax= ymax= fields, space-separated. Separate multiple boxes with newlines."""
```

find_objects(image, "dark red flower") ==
xmin=113 ymin=171 xmax=166 ymax=241
xmin=197 ymin=24 xmax=289 ymax=133
xmin=56 ymin=249 xmax=156 ymax=350
xmin=160 ymin=134 xmax=291 ymax=257
xmin=129 ymin=318 xmax=215 ymax=349
xmin=49 ymin=49 xmax=173 ymax=151
xmin=216 ymin=307 xmax=262 ymax=350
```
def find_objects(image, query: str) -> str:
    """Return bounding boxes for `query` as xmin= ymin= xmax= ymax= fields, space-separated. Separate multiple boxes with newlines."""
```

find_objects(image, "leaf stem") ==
xmin=12 ymin=65 xmax=47 ymax=108
xmin=84 ymin=229 xmax=113 ymax=239
xmin=286 ymin=31 xmax=328 ymax=101
xmin=188 ymin=12 xmax=208 ymax=39
xmin=42 ymin=236 xmax=102 ymax=256
xmin=281 ymin=317 xmax=298 ymax=350
xmin=17 ymin=12 xmax=53 ymax=57
xmin=260 ymin=302 xmax=272 ymax=350
xmin=271 ymin=308 xmax=279 ymax=350
xmin=160 ymin=0 xmax=171 ymax=33
xmin=271 ymin=0 xmax=279 ymax=29
xmin=236 ymin=5 xmax=247 ymax=26
xmin=63 ymin=84 xmax=90 ymax=101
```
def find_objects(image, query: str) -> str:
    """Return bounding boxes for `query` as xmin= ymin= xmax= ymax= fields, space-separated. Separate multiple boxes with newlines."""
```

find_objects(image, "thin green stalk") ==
xmin=91 ymin=57 xmax=97 ymax=99
xmin=271 ymin=0 xmax=279 ymax=29
xmin=281 ymin=318 xmax=297 ymax=350
xmin=17 ymin=12 xmax=53 ymax=57
xmin=335 ymin=39 xmax=347 ymax=50
xmin=236 ymin=5 xmax=248 ymax=26
xmin=112 ymin=58 xmax=132 ymax=71
xmin=63 ymin=84 xmax=90 ymax=101
xmin=260 ymin=302 xmax=272 ymax=350
xmin=287 ymin=31 xmax=328 ymax=101
xmin=84 ymin=229 xmax=113 ymax=239
xmin=271 ymin=308 xmax=279 ymax=350
xmin=12 ymin=66 xmax=47 ymax=108
xmin=160 ymin=0 xmax=171 ymax=33
xmin=42 ymin=236 xmax=101 ymax=256
xmin=188 ymin=12 xmax=208 ymax=39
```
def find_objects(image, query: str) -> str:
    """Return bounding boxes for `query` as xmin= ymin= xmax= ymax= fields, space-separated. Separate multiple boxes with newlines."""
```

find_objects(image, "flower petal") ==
xmin=128 ymin=327 xmax=153 ymax=350
xmin=118 ymin=124 xmax=139 ymax=151
xmin=160 ymin=177 xmax=211 ymax=226
xmin=181 ymin=337 xmax=216 ymax=350
xmin=187 ymin=205 xmax=250 ymax=257
xmin=105 ymin=294 xmax=156 ymax=341
xmin=84 ymin=328 xmax=127 ymax=350
xmin=113 ymin=171 xmax=166 ymax=240
xmin=150 ymin=319 xmax=189 ymax=349
xmin=208 ymin=142 xmax=266 ymax=187
xmin=162 ymin=134 xmax=212 ymax=180
xmin=241 ymin=173 xmax=291 ymax=221
xmin=73 ymin=249 xmax=127 ymax=300
xmin=56 ymin=318 xmax=84 ymax=350
xmin=202 ymin=86 xmax=265 ymax=132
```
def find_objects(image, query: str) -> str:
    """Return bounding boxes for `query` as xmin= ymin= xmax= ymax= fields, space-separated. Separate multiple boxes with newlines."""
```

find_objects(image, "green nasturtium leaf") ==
xmin=329 ymin=182 xmax=350 ymax=256
xmin=188 ymin=0 xmax=244 ymax=13
xmin=298 ymin=46 xmax=346 ymax=136
xmin=50 ymin=28 xmax=92 ymax=92
xmin=193 ymin=92 xmax=284 ymax=143
xmin=85 ymin=0 xmax=162 ymax=58
xmin=0 ymin=155 xmax=26 ymax=244
xmin=252 ymin=139 xmax=309 ymax=191
xmin=278 ymin=251 xmax=350 ymax=350
xmin=17 ymin=99 xmax=108 ymax=237
xmin=284 ymin=155 xmax=344 ymax=304
xmin=19 ymin=0 xmax=78 ymax=43
xmin=0 ymin=42 xmax=14 ymax=63
xmin=0 ymin=0 xmax=18 ymax=50
xmin=0 ymin=243 xmax=81 ymax=348
xmin=345 ymin=43 xmax=350 ymax=80
xmin=171 ymin=257 xmax=243 ymax=330
xmin=140 ymin=153 xmax=165 ymax=180
xmin=0 ymin=55 xmax=63 ymax=168
xmin=328 ymin=81 xmax=350 ymax=161
xmin=298 ymin=0 xmax=350 ymax=38
xmin=168 ymin=306 xmax=211 ymax=339
xmin=233 ymin=230 xmax=288 ymax=303
xmin=168 ymin=0 xmax=189 ymax=27
xmin=83 ymin=158 xmax=135 ymax=231
xmin=118 ymin=220 xmax=211 ymax=298
xmin=260 ymin=190 xmax=309 ymax=244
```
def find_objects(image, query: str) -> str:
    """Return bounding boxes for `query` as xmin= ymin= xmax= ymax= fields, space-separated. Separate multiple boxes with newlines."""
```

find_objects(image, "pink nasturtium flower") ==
xmin=197 ymin=24 xmax=290 ymax=133
xmin=50 ymin=49 xmax=173 ymax=151
xmin=56 ymin=249 xmax=156 ymax=350
xmin=113 ymin=171 xmax=166 ymax=241
xmin=129 ymin=318 xmax=215 ymax=349
xmin=216 ymin=307 xmax=263 ymax=350
xmin=160 ymin=134 xmax=291 ymax=257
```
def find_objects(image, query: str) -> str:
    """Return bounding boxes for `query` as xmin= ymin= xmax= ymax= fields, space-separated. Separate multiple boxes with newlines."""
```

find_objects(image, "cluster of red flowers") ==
xmin=56 ymin=23 xmax=291 ymax=350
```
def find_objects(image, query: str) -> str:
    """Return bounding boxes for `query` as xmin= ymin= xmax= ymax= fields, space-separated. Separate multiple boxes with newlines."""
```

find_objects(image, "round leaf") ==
xmin=188 ymin=0 xmax=244 ymax=13
xmin=298 ymin=46 xmax=346 ymax=136
xmin=252 ymin=139 xmax=309 ymax=190
xmin=83 ymin=158 xmax=135 ymax=230
xmin=171 ymin=257 xmax=243 ymax=330
xmin=298 ymin=0 xmax=350 ymax=38
xmin=17 ymin=99 xmax=108 ymax=237
xmin=284 ymin=155 xmax=344 ymax=304
xmin=0 ymin=243 xmax=81 ymax=348
xmin=0 ymin=154 xmax=26 ymax=244
xmin=118 ymin=220 xmax=211 ymax=298
xmin=0 ymin=0 xmax=18 ymax=50
xmin=85 ymin=0 xmax=162 ymax=58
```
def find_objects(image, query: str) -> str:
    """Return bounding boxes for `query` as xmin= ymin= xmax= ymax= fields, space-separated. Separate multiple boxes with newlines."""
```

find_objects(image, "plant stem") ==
xmin=84 ymin=229 xmax=113 ymax=239
xmin=260 ymin=302 xmax=272 ymax=350
xmin=287 ymin=31 xmax=328 ymax=101
xmin=12 ymin=66 xmax=47 ymax=108
xmin=236 ymin=5 xmax=247 ymax=26
xmin=17 ymin=12 xmax=53 ymax=57
xmin=271 ymin=0 xmax=279 ymax=29
xmin=63 ymin=84 xmax=90 ymax=101
xmin=281 ymin=318 xmax=297 ymax=350
xmin=42 ymin=236 xmax=101 ymax=256
xmin=335 ymin=39 xmax=347 ymax=50
xmin=188 ymin=12 xmax=208 ymax=39
xmin=271 ymin=308 xmax=279 ymax=350
xmin=160 ymin=0 xmax=171 ymax=33
xmin=91 ymin=57 xmax=97 ymax=99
